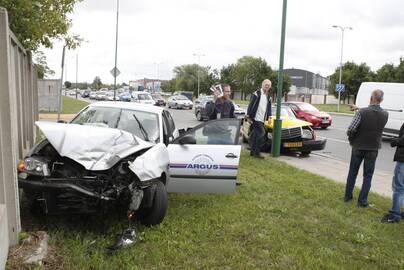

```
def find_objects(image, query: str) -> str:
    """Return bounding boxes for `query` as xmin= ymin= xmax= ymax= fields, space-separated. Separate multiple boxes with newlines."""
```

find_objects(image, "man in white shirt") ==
xmin=246 ymin=79 xmax=272 ymax=158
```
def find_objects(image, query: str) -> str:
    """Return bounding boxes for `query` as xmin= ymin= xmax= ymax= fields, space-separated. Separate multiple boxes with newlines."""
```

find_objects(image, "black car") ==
xmin=81 ymin=90 xmax=91 ymax=98
xmin=152 ymin=93 xmax=166 ymax=106
xmin=194 ymin=96 xmax=213 ymax=121
xmin=194 ymin=97 xmax=246 ymax=121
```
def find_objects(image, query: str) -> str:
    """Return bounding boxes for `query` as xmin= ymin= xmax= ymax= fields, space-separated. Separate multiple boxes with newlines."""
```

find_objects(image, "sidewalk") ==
xmin=278 ymin=153 xmax=393 ymax=198
xmin=38 ymin=114 xmax=75 ymax=122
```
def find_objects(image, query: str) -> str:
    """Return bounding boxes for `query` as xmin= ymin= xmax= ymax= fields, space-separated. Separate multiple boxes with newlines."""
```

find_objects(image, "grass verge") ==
xmin=39 ymin=96 xmax=89 ymax=114
xmin=314 ymin=104 xmax=354 ymax=114
xmin=11 ymin=151 xmax=403 ymax=269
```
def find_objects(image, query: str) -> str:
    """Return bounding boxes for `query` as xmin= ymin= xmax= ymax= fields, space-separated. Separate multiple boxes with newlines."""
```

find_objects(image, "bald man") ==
xmin=344 ymin=89 xmax=388 ymax=207
xmin=246 ymin=79 xmax=272 ymax=159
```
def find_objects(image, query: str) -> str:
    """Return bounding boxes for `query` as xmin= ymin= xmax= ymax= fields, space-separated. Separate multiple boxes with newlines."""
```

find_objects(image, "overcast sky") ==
xmin=42 ymin=0 xmax=404 ymax=84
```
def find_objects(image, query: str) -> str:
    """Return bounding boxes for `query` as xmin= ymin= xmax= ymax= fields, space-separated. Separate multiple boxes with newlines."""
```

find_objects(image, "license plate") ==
xmin=322 ymin=120 xmax=330 ymax=124
xmin=283 ymin=142 xmax=303 ymax=148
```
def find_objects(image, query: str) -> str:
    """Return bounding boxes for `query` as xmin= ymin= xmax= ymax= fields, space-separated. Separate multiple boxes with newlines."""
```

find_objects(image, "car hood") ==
xmin=36 ymin=121 xmax=155 ymax=171
xmin=306 ymin=111 xmax=330 ymax=118
xmin=177 ymin=100 xmax=193 ymax=104
xmin=265 ymin=116 xmax=312 ymax=128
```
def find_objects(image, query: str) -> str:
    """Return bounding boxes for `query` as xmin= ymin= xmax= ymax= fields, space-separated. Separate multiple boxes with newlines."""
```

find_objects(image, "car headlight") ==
xmin=302 ymin=129 xmax=313 ymax=139
xmin=311 ymin=115 xmax=318 ymax=120
xmin=267 ymin=132 xmax=273 ymax=140
xmin=23 ymin=157 xmax=50 ymax=176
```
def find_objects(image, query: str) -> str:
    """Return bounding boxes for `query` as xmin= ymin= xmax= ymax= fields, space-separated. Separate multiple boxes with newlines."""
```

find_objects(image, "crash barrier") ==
xmin=0 ymin=6 xmax=38 ymax=266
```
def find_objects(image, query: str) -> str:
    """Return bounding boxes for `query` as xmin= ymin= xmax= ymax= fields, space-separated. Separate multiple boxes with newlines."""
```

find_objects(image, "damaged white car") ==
xmin=18 ymin=102 xmax=242 ymax=226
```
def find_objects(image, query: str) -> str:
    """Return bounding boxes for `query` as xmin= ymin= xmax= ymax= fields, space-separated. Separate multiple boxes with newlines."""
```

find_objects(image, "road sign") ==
xmin=336 ymin=84 xmax=345 ymax=93
xmin=110 ymin=67 xmax=121 ymax=77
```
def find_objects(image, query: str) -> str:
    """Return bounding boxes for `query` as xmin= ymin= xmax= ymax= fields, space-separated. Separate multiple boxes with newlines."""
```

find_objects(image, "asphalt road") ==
xmin=307 ymin=113 xmax=395 ymax=173
xmin=79 ymin=97 xmax=396 ymax=174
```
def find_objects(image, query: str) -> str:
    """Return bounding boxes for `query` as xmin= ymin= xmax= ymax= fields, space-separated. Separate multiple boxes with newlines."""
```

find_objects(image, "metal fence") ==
xmin=0 ymin=7 xmax=38 ymax=263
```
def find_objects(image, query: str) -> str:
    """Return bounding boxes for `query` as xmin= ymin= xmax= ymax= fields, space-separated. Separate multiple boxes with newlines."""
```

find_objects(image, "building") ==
xmin=129 ymin=78 xmax=167 ymax=92
xmin=284 ymin=68 xmax=336 ymax=104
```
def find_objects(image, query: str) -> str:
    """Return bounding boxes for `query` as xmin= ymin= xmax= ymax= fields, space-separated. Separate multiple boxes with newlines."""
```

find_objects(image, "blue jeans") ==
xmin=344 ymin=149 xmax=378 ymax=205
xmin=250 ymin=121 xmax=265 ymax=155
xmin=389 ymin=162 xmax=404 ymax=220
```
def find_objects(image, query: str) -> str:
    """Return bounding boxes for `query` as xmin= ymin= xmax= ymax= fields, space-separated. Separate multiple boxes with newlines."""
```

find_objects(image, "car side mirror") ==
xmin=179 ymin=134 xmax=196 ymax=145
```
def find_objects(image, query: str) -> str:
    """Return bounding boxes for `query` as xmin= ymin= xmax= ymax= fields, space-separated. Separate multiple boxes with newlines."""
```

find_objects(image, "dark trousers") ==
xmin=250 ymin=121 xmax=265 ymax=155
xmin=344 ymin=148 xmax=378 ymax=205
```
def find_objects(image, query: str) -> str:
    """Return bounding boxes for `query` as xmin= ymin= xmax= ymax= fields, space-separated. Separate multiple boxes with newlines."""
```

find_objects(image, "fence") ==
xmin=0 ymin=6 xmax=38 ymax=265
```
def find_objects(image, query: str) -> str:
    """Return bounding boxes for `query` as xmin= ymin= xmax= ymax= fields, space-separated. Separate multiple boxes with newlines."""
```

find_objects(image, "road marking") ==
xmin=318 ymin=136 xmax=349 ymax=144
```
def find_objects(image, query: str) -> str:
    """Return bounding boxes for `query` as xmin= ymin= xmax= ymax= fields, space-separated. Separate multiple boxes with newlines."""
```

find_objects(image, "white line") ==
xmin=318 ymin=136 xmax=349 ymax=144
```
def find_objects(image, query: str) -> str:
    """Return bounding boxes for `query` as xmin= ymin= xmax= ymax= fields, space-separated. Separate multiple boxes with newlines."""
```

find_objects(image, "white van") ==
xmin=356 ymin=82 xmax=404 ymax=137
xmin=131 ymin=91 xmax=155 ymax=105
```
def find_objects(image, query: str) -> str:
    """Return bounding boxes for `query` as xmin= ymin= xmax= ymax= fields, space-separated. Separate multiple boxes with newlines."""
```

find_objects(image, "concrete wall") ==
xmin=0 ymin=7 xmax=38 ymax=268
xmin=38 ymin=79 xmax=60 ymax=112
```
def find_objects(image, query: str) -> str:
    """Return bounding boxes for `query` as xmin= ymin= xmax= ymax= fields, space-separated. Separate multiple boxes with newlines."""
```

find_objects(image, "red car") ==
xmin=282 ymin=101 xmax=332 ymax=129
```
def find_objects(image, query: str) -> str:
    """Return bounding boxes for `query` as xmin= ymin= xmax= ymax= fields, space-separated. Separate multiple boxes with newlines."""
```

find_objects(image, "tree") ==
xmin=329 ymin=62 xmax=374 ymax=103
xmin=161 ymin=79 xmax=177 ymax=92
xmin=34 ymin=51 xmax=55 ymax=79
xmin=269 ymin=72 xmax=292 ymax=100
xmin=0 ymin=0 xmax=83 ymax=77
xmin=64 ymin=81 xmax=72 ymax=89
xmin=92 ymin=76 xmax=102 ymax=90
xmin=221 ymin=56 xmax=273 ymax=100
xmin=172 ymin=64 xmax=218 ymax=96
xmin=394 ymin=57 xmax=404 ymax=83
xmin=375 ymin=63 xmax=396 ymax=82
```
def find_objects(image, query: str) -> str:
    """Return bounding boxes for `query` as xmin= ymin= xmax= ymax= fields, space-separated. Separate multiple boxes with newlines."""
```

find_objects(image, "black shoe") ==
xmin=401 ymin=212 xmax=404 ymax=219
xmin=357 ymin=202 xmax=369 ymax=208
xmin=381 ymin=214 xmax=400 ymax=223
xmin=344 ymin=196 xmax=353 ymax=203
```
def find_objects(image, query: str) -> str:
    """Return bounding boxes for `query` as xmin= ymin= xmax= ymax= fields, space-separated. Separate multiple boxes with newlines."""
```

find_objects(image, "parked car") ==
xmin=89 ymin=91 xmax=97 ymax=99
xmin=132 ymin=91 xmax=155 ymax=105
xmin=194 ymin=97 xmax=246 ymax=121
xmin=18 ymin=102 xmax=242 ymax=226
xmin=81 ymin=90 xmax=91 ymax=98
xmin=95 ymin=91 xmax=107 ymax=101
xmin=173 ymin=91 xmax=193 ymax=101
xmin=168 ymin=95 xmax=193 ymax=109
xmin=105 ymin=92 xmax=120 ymax=101
xmin=119 ymin=92 xmax=132 ymax=102
xmin=282 ymin=101 xmax=332 ymax=129
xmin=241 ymin=105 xmax=326 ymax=155
xmin=151 ymin=93 xmax=166 ymax=106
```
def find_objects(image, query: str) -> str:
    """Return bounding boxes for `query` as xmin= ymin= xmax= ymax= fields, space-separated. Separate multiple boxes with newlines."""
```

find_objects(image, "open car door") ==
xmin=167 ymin=119 xmax=241 ymax=193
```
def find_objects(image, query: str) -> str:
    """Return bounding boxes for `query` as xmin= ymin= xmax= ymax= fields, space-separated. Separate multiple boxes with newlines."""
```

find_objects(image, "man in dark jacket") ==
xmin=246 ymin=79 xmax=272 ymax=159
xmin=344 ymin=89 xmax=388 ymax=207
xmin=206 ymin=84 xmax=235 ymax=120
xmin=381 ymin=122 xmax=404 ymax=223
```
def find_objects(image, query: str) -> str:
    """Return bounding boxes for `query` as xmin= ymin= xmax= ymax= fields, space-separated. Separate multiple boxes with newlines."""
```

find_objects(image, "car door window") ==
xmin=175 ymin=119 xmax=240 ymax=145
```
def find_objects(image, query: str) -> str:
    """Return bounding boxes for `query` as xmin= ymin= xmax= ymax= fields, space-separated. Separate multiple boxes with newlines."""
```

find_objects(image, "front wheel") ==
xmin=136 ymin=181 xmax=168 ymax=226
xmin=301 ymin=151 xmax=311 ymax=156
xmin=196 ymin=111 xmax=202 ymax=121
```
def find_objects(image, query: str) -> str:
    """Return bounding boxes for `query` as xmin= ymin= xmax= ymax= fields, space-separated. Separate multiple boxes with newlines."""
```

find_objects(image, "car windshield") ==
xmin=71 ymin=106 xmax=160 ymax=143
xmin=138 ymin=93 xmax=152 ymax=100
xmin=298 ymin=103 xmax=319 ymax=112
xmin=175 ymin=95 xmax=188 ymax=100
xmin=271 ymin=106 xmax=296 ymax=118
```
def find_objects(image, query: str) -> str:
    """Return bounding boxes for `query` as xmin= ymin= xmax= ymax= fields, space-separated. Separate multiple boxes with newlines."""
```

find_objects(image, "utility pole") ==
xmin=75 ymin=53 xmax=78 ymax=99
xmin=332 ymin=25 xmax=352 ymax=112
xmin=193 ymin=53 xmax=205 ymax=98
xmin=272 ymin=0 xmax=288 ymax=158
xmin=113 ymin=0 xmax=120 ymax=100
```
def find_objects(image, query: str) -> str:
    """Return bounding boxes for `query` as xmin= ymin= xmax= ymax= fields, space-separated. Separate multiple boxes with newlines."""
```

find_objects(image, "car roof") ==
xmin=89 ymin=101 xmax=165 ymax=114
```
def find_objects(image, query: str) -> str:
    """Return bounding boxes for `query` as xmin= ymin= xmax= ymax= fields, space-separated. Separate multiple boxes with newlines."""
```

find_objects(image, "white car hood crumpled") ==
xmin=35 ymin=121 xmax=160 ymax=172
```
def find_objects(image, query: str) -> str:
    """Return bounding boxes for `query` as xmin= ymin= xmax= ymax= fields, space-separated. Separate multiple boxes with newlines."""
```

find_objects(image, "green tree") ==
xmin=221 ymin=56 xmax=273 ymax=100
xmin=161 ymin=79 xmax=177 ymax=92
xmin=91 ymin=76 xmax=102 ymax=90
xmin=375 ymin=63 xmax=396 ymax=82
xmin=172 ymin=64 xmax=218 ymax=96
xmin=394 ymin=57 xmax=404 ymax=82
xmin=0 ymin=0 xmax=82 ymax=77
xmin=329 ymin=62 xmax=374 ymax=103
xmin=269 ymin=71 xmax=292 ymax=100
xmin=64 ymin=81 xmax=72 ymax=89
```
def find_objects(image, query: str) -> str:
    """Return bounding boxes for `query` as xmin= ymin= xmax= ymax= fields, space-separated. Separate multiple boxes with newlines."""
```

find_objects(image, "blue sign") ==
xmin=336 ymin=84 xmax=345 ymax=93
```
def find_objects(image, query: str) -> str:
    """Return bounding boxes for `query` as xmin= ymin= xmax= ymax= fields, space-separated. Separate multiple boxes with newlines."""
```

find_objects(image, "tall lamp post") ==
xmin=193 ymin=53 xmax=205 ymax=98
xmin=153 ymin=62 xmax=162 ymax=91
xmin=332 ymin=25 xmax=352 ymax=112
xmin=113 ymin=0 xmax=120 ymax=100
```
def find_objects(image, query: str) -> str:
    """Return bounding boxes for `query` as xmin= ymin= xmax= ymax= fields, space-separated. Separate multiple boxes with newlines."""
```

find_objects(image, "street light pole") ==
xmin=75 ymin=53 xmax=78 ymax=99
xmin=332 ymin=25 xmax=352 ymax=112
xmin=193 ymin=53 xmax=205 ymax=98
xmin=113 ymin=0 xmax=120 ymax=100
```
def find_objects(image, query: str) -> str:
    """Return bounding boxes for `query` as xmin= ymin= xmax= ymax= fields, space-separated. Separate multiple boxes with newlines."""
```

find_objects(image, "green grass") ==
xmin=39 ymin=96 xmax=89 ymax=114
xmin=313 ymin=104 xmax=354 ymax=114
xmin=13 ymin=152 xmax=404 ymax=269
